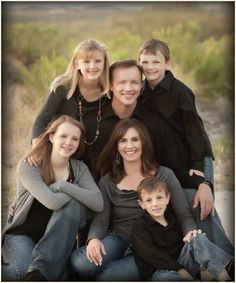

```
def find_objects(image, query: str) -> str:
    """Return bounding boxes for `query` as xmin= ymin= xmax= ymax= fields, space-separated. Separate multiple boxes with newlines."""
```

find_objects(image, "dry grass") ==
xmin=2 ymin=82 xmax=40 ymax=225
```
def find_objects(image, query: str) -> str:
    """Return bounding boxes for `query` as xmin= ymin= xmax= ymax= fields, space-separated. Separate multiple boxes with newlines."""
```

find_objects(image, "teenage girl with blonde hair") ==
xmin=31 ymin=39 xmax=111 ymax=160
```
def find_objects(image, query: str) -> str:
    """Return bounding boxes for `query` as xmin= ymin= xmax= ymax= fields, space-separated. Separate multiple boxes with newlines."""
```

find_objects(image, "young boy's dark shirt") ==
xmin=140 ymin=70 xmax=214 ymax=173
xmin=131 ymin=208 xmax=184 ymax=279
xmin=135 ymin=104 xmax=205 ymax=189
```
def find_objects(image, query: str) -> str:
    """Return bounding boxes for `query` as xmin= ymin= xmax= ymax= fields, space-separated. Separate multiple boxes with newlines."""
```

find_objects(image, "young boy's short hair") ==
xmin=139 ymin=39 xmax=170 ymax=61
xmin=137 ymin=177 xmax=170 ymax=200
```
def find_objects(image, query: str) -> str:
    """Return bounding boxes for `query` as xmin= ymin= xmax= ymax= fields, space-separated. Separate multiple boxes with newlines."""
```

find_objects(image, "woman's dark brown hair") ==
xmin=96 ymin=118 xmax=158 ymax=183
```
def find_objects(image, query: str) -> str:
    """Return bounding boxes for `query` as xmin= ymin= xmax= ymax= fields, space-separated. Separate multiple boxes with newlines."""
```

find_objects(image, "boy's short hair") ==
xmin=137 ymin=177 xmax=170 ymax=200
xmin=139 ymin=39 xmax=170 ymax=61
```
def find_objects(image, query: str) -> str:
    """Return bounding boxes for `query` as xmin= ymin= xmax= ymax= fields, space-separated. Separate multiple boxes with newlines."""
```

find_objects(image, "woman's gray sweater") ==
xmin=88 ymin=166 xmax=197 ymax=242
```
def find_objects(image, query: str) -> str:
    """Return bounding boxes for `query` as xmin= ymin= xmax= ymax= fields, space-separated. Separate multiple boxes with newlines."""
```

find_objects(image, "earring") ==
xmin=116 ymin=152 xmax=121 ymax=165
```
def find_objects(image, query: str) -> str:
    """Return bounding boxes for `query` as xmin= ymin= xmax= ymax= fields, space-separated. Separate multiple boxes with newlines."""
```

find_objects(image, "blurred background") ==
xmin=1 ymin=2 xmax=234 ymax=241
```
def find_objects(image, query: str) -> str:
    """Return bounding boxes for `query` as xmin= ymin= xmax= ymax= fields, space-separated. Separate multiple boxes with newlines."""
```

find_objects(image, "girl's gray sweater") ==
xmin=3 ymin=159 xmax=103 ymax=236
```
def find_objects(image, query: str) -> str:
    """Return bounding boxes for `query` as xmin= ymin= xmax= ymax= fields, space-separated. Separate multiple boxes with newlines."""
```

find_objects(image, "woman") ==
xmin=2 ymin=115 xmax=103 ymax=281
xmin=70 ymin=118 xmax=198 ymax=281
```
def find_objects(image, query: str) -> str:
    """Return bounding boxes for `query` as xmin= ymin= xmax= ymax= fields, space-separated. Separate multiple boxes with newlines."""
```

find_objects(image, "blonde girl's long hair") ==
xmin=21 ymin=115 xmax=86 ymax=185
xmin=50 ymin=39 xmax=111 ymax=99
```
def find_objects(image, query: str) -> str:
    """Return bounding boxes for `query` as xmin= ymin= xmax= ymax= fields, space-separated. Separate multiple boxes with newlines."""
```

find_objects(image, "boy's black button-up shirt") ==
xmin=131 ymin=209 xmax=184 ymax=279
xmin=140 ymin=70 xmax=214 ymax=172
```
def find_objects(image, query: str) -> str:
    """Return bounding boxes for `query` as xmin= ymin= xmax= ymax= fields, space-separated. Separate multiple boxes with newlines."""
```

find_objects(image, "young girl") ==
xmin=70 ymin=118 xmax=198 ymax=281
xmin=2 ymin=115 xmax=103 ymax=281
xmin=31 ymin=39 xmax=111 ymax=174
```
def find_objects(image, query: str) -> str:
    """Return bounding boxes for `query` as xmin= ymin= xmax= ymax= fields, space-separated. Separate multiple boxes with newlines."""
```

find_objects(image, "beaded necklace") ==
xmin=77 ymin=92 xmax=102 ymax=146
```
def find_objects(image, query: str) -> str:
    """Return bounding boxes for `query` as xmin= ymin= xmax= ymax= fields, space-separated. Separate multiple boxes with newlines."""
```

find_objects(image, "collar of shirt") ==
xmin=142 ymin=207 xmax=176 ymax=229
xmin=102 ymin=99 xmax=139 ymax=121
xmin=143 ymin=70 xmax=175 ymax=93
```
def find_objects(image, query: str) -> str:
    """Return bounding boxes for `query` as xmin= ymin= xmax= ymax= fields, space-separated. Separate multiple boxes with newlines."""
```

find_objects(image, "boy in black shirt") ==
xmin=132 ymin=177 xmax=233 ymax=281
xmin=139 ymin=39 xmax=214 ymax=221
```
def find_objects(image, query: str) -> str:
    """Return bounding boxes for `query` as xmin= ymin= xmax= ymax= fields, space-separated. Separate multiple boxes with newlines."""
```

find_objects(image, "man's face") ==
xmin=111 ymin=66 xmax=142 ymax=107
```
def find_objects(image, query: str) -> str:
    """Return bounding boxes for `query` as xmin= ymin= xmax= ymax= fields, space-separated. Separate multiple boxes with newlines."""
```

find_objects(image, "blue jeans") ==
xmin=70 ymin=232 xmax=141 ymax=281
xmin=151 ymin=234 xmax=233 ymax=281
xmin=183 ymin=157 xmax=234 ymax=256
xmin=184 ymin=189 xmax=234 ymax=256
xmin=2 ymin=199 xmax=91 ymax=281
xmin=2 ymin=235 xmax=35 ymax=281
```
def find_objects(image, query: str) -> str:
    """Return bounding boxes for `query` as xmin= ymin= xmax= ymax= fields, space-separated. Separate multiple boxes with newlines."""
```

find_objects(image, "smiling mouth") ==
xmin=122 ymin=94 xmax=135 ymax=98
xmin=61 ymin=147 xmax=73 ymax=153
xmin=152 ymin=208 xmax=162 ymax=213
xmin=146 ymin=71 xmax=158 ymax=75
xmin=125 ymin=150 xmax=136 ymax=154
xmin=88 ymin=70 xmax=99 ymax=74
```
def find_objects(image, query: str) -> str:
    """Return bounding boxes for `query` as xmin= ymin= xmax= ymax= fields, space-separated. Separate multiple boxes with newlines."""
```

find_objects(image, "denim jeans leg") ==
xmin=28 ymin=199 xmax=86 ymax=281
xmin=184 ymin=188 xmax=234 ymax=255
xmin=2 ymin=234 xmax=35 ymax=281
xmin=97 ymin=254 xmax=141 ymax=281
xmin=151 ymin=269 xmax=183 ymax=281
xmin=188 ymin=234 xmax=233 ymax=277
xmin=70 ymin=232 xmax=130 ymax=280
xmin=178 ymin=242 xmax=200 ymax=278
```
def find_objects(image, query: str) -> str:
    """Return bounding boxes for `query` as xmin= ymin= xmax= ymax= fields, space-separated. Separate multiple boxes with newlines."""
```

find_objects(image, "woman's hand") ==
xmin=86 ymin=238 xmax=106 ymax=266
xmin=26 ymin=153 xmax=42 ymax=167
xmin=177 ymin=268 xmax=193 ymax=280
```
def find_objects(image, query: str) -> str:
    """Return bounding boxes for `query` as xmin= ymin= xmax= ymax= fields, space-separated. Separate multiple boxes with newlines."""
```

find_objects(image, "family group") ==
xmin=2 ymin=39 xmax=234 ymax=281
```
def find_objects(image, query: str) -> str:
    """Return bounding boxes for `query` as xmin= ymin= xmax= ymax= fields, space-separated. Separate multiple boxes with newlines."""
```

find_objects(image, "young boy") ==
xmin=139 ymin=39 xmax=214 ymax=176
xmin=138 ymin=38 xmax=215 ymax=223
xmin=131 ymin=177 xmax=233 ymax=281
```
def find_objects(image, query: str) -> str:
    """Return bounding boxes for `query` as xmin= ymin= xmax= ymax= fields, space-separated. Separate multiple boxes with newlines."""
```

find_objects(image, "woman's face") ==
xmin=76 ymin=50 xmax=105 ymax=81
xmin=50 ymin=122 xmax=81 ymax=159
xmin=117 ymin=127 xmax=142 ymax=164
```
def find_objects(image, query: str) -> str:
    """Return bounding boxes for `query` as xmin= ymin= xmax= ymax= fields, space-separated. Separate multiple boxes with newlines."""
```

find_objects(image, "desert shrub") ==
xmin=195 ymin=35 xmax=233 ymax=97
xmin=21 ymin=51 xmax=67 ymax=105
xmin=212 ymin=136 xmax=233 ymax=159
xmin=107 ymin=31 xmax=142 ymax=62
xmin=152 ymin=22 xmax=233 ymax=97
xmin=4 ymin=23 xmax=68 ymax=66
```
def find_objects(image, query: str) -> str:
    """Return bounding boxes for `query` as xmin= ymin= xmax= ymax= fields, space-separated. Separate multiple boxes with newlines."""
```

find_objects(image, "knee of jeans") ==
xmin=62 ymin=199 xmax=85 ymax=220
xmin=97 ymin=259 xmax=141 ymax=281
xmin=70 ymin=249 xmax=93 ymax=276
xmin=2 ymin=262 xmax=28 ymax=281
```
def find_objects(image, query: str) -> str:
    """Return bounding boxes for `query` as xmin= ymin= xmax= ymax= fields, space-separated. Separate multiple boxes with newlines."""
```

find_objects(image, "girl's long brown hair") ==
xmin=21 ymin=115 xmax=86 ymax=185
xmin=96 ymin=118 xmax=158 ymax=183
